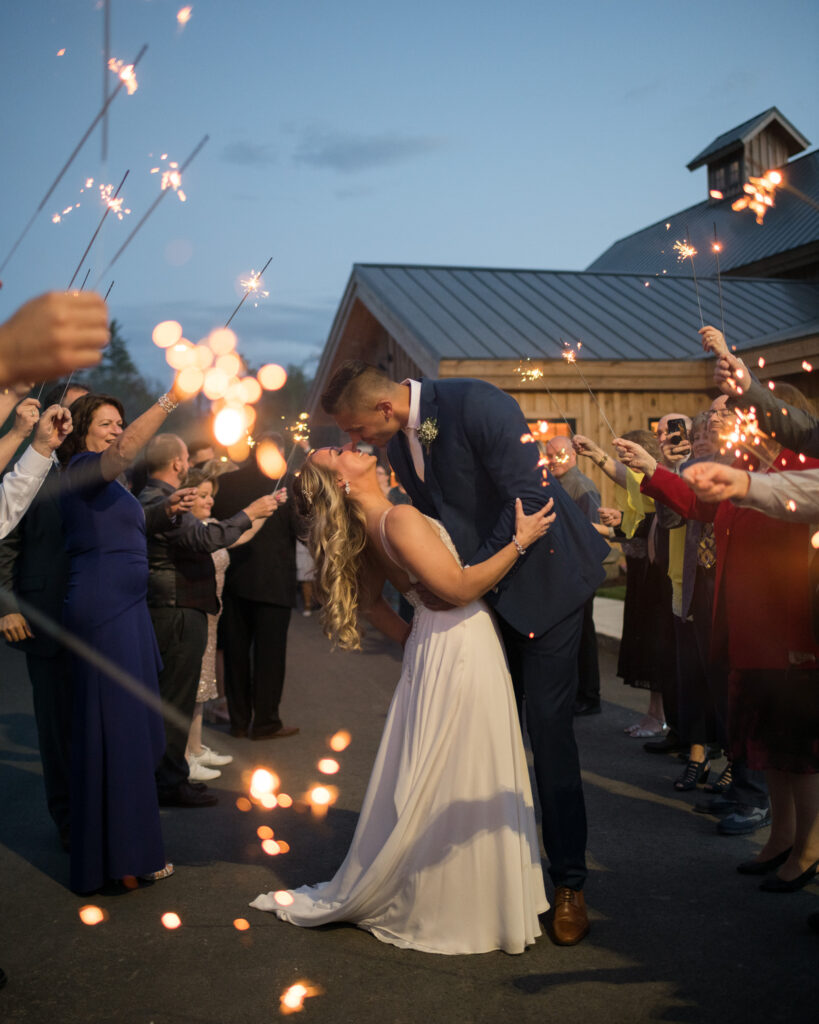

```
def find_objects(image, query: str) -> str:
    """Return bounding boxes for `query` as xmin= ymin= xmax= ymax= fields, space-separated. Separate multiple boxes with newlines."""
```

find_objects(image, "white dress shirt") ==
xmin=0 ymin=446 xmax=53 ymax=539
xmin=400 ymin=378 xmax=425 ymax=481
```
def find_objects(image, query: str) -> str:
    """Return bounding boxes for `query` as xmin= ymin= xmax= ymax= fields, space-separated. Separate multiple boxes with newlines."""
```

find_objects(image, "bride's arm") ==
xmin=385 ymin=499 xmax=554 ymax=608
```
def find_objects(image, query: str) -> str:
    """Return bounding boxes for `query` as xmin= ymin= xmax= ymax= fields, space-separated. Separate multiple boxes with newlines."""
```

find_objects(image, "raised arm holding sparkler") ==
xmin=0 ymin=292 xmax=109 ymax=387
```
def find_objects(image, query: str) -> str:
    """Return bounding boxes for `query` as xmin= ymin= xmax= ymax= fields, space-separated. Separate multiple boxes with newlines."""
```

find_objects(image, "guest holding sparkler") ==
xmin=212 ymin=433 xmax=301 ymax=741
xmin=58 ymin=385 xmax=193 ymax=892
xmin=181 ymin=465 xmax=282 ymax=780
xmin=573 ymin=429 xmax=675 ymax=741
xmin=703 ymin=325 xmax=819 ymax=458
xmin=616 ymin=421 xmax=819 ymax=889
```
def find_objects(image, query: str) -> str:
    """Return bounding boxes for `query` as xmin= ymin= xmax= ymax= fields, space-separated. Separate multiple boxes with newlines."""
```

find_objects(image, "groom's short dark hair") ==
xmin=321 ymin=360 xmax=393 ymax=415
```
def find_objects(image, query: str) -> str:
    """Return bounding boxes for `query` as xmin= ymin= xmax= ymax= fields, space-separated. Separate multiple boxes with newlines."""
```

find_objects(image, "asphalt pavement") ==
xmin=0 ymin=609 xmax=816 ymax=1024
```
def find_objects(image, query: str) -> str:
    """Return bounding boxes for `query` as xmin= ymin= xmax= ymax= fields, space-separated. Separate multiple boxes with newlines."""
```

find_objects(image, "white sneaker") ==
xmin=187 ymin=759 xmax=221 ymax=782
xmin=195 ymin=744 xmax=234 ymax=767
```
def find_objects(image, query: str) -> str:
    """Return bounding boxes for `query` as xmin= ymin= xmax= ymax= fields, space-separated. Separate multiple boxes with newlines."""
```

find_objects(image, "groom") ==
xmin=322 ymin=363 xmax=609 ymax=944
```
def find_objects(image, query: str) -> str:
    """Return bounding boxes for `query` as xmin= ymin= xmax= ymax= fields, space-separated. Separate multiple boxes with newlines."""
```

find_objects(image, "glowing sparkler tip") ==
xmin=108 ymin=58 xmax=138 ymax=95
xmin=161 ymin=912 xmax=182 ymax=930
xmin=329 ymin=730 xmax=351 ymax=752
xmin=673 ymin=239 xmax=697 ymax=262
xmin=275 ymin=890 xmax=295 ymax=906
xmin=177 ymin=6 xmax=193 ymax=26
xmin=56 ymin=48 xmax=66 ymax=57
xmin=709 ymin=189 xmax=724 ymax=200
xmin=233 ymin=918 xmax=250 ymax=931
xmin=79 ymin=905 xmax=107 ymax=926
xmin=249 ymin=768 xmax=279 ymax=799
xmin=766 ymin=170 xmax=782 ymax=186
xmin=802 ymin=361 xmax=813 ymax=372
xmin=318 ymin=758 xmax=340 ymax=775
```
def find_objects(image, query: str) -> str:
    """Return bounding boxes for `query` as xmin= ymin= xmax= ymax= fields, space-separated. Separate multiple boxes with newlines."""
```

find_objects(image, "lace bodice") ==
xmin=379 ymin=510 xmax=461 ymax=609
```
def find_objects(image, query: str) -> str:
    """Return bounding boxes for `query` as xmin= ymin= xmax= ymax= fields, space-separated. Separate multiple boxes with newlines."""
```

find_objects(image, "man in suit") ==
xmin=321 ymin=363 xmax=609 ymax=945
xmin=211 ymin=433 xmax=300 ymax=741
xmin=0 ymin=382 xmax=87 ymax=848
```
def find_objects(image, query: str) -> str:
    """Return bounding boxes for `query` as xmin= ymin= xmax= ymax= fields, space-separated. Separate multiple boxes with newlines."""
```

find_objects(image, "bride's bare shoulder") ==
xmin=383 ymin=503 xmax=435 ymax=539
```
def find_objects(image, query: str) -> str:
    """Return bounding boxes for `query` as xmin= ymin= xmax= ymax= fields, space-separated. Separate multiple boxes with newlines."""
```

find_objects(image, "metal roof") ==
xmin=352 ymin=264 xmax=819 ymax=362
xmin=587 ymin=150 xmax=819 ymax=276
xmin=687 ymin=107 xmax=810 ymax=170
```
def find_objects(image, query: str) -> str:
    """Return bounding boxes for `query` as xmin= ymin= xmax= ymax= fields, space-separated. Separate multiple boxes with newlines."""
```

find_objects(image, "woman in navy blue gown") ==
xmin=59 ymin=385 xmax=187 ymax=893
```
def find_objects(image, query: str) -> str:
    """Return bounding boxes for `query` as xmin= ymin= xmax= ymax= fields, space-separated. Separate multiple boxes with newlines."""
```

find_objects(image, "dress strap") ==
xmin=378 ymin=508 xmax=405 ymax=572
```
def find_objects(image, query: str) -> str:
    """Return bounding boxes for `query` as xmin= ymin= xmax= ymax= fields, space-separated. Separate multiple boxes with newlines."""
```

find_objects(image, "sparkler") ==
xmin=675 ymin=229 xmax=704 ymax=327
xmin=718 ymin=406 xmax=779 ymax=470
xmin=225 ymin=256 xmax=273 ymax=328
xmin=270 ymin=413 xmax=311 ymax=492
xmin=67 ymin=170 xmax=129 ymax=289
xmin=93 ymin=134 xmax=209 ymax=283
xmin=101 ymin=0 xmax=111 ymax=160
xmin=560 ymin=339 xmax=617 ymax=440
xmin=0 ymin=43 xmax=148 ymax=274
xmin=712 ymin=223 xmax=727 ymax=340
xmin=515 ymin=356 xmax=576 ymax=434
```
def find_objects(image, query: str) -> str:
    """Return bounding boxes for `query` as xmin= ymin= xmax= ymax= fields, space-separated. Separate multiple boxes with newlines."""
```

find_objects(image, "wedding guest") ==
xmin=574 ymin=430 xmax=674 ymax=740
xmin=182 ymin=466 xmax=277 ymax=779
xmin=375 ymin=464 xmax=391 ymax=497
xmin=58 ymin=386 xmax=191 ymax=892
xmin=545 ymin=435 xmax=602 ymax=716
xmin=296 ymin=539 xmax=317 ymax=616
xmin=0 ymin=397 xmax=66 ymax=538
xmin=617 ymin=427 xmax=819 ymax=879
xmin=188 ymin=440 xmax=216 ymax=468
xmin=0 ymin=384 xmax=86 ymax=849
xmin=0 ymin=291 xmax=109 ymax=386
xmin=139 ymin=434 xmax=279 ymax=805
xmin=211 ymin=434 xmax=300 ymax=741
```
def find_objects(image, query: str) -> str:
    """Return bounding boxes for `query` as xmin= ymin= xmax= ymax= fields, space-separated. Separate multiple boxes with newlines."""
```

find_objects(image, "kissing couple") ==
xmin=251 ymin=363 xmax=608 ymax=953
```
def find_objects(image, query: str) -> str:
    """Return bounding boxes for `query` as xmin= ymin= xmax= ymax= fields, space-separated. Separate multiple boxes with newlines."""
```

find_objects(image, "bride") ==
xmin=250 ymin=446 xmax=554 ymax=954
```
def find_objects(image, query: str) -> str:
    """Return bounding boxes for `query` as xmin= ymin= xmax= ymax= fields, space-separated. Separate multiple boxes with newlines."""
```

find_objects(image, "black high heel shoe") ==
xmin=674 ymin=759 xmax=710 ymax=791
xmin=737 ymin=847 xmax=793 ymax=875
xmin=703 ymin=762 xmax=732 ymax=795
xmin=759 ymin=859 xmax=819 ymax=892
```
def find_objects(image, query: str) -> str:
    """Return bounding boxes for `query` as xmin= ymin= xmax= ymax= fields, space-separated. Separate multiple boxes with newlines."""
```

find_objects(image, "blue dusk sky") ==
xmin=0 ymin=0 xmax=817 ymax=384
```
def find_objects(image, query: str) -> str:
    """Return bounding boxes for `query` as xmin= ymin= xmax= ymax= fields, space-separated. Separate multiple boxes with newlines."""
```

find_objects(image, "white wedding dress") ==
xmin=250 ymin=514 xmax=548 ymax=954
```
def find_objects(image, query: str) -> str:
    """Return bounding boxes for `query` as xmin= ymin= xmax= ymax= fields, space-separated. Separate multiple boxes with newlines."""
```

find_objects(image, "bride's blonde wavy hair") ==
xmin=294 ymin=456 xmax=369 ymax=650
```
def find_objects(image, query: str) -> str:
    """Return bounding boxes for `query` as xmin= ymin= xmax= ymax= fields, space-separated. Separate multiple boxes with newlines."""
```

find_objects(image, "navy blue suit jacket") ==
xmin=386 ymin=378 xmax=608 ymax=636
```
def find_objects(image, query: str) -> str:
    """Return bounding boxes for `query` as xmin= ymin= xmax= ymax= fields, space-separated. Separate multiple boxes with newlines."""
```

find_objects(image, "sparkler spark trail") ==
xmin=93 ymin=134 xmax=209 ymax=284
xmin=68 ymin=170 xmax=129 ymax=289
xmin=0 ymin=43 xmax=148 ymax=274
xmin=561 ymin=339 xmax=617 ymax=440
xmin=515 ymin=358 xmax=543 ymax=382
xmin=225 ymin=256 xmax=273 ymax=328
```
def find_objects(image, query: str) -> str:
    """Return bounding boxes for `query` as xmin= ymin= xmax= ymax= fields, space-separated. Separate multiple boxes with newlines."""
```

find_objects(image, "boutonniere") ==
xmin=417 ymin=417 xmax=438 ymax=453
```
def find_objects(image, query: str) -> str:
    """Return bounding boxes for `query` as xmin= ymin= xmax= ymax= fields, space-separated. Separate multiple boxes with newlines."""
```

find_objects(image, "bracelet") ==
xmin=596 ymin=454 xmax=607 ymax=468
xmin=512 ymin=535 xmax=526 ymax=557
xmin=157 ymin=393 xmax=178 ymax=414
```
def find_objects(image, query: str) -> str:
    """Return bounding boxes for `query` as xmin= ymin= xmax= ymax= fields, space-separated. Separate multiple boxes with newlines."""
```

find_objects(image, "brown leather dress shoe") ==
xmin=251 ymin=725 xmax=300 ymax=740
xmin=552 ymin=887 xmax=590 ymax=946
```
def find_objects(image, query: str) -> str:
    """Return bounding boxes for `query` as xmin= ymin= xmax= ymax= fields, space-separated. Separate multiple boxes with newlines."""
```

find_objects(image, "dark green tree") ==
xmin=82 ymin=320 xmax=158 ymax=420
